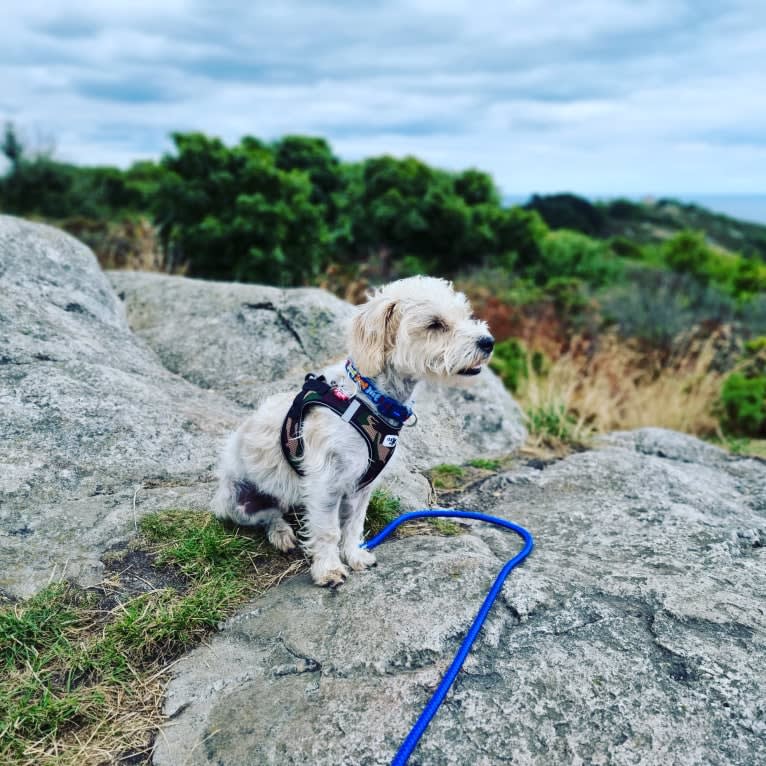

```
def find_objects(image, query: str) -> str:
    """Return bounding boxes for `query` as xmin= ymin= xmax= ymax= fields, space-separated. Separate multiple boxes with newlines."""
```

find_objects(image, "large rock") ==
xmin=154 ymin=429 xmax=766 ymax=766
xmin=0 ymin=217 xmax=525 ymax=597
xmin=107 ymin=271 xmax=356 ymax=408
xmin=108 ymin=271 xmax=527 ymax=501
xmin=0 ymin=216 xmax=243 ymax=596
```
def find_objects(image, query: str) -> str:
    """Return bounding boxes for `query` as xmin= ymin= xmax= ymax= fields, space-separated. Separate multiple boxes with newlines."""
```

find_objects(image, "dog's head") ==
xmin=349 ymin=276 xmax=494 ymax=383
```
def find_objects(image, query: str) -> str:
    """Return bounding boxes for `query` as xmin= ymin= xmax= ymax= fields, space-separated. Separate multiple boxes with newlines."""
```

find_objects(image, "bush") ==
xmin=526 ymin=403 xmax=577 ymax=441
xmin=740 ymin=295 xmax=766 ymax=335
xmin=490 ymin=338 xmax=545 ymax=393
xmin=544 ymin=276 xmax=589 ymax=312
xmin=529 ymin=230 xmax=622 ymax=287
xmin=154 ymin=132 xmax=328 ymax=284
xmin=609 ymin=236 xmax=645 ymax=260
xmin=600 ymin=267 xmax=737 ymax=346
xmin=525 ymin=193 xmax=606 ymax=236
xmin=661 ymin=230 xmax=711 ymax=276
xmin=720 ymin=373 xmax=766 ymax=437
xmin=490 ymin=338 xmax=528 ymax=392
xmin=719 ymin=338 xmax=766 ymax=437
xmin=659 ymin=230 xmax=766 ymax=300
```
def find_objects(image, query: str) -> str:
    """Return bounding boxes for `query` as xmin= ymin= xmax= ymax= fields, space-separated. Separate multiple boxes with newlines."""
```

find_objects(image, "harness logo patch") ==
xmin=382 ymin=434 xmax=398 ymax=448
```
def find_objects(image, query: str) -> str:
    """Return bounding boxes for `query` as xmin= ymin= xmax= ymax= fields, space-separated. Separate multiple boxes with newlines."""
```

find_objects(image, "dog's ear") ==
xmin=350 ymin=293 xmax=400 ymax=377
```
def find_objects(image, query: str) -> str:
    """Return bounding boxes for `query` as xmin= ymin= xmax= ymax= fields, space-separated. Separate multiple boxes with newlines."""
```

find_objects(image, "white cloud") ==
xmin=1 ymin=0 xmax=765 ymax=194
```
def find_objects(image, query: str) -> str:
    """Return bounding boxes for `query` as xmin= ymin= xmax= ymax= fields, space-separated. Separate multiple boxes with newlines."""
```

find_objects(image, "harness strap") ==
xmin=281 ymin=374 xmax=403 ymax=490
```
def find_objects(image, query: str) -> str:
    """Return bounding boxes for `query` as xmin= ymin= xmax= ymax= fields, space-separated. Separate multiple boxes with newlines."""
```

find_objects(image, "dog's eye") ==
xmin=427 ymin=318 xmax=448 ymax=332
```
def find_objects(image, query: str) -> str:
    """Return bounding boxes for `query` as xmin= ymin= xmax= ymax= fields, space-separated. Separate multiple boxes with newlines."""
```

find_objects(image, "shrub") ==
xmin=526 ymin=403 xmax=578 ymax=441
xmin=740 ymin=295 xmax=766 ymax=335
xmin=530 ymin=230 xmax=622 ymax=287
xmin=609 ymin=236 xmax=645 ymax=260
xmin=659 ymin=230 xmax=766 ymax=300
xmin=600 ymin=267 xmax=737 ymax=346
xmin=525 ymin=193 xmax=606 ymax=236
xmin=719 ymin=338 xmax=766 ymax=437
xmin=490 ymin=338 xmax=538 ymax=392
xmin=720 ymin=373 xmax=766 ymax=437
xmin=662 ymin=230 xmax=712 ymax=277
xmin=154 ymin=132 xmax=328 ymax=284
xmin=544 ymin=276 xmax=589 ymax=313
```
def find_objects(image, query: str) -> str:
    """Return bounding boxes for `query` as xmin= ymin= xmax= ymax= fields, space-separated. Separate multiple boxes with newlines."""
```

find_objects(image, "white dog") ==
xmin=212 ymin=276 xmax=494 ymax=587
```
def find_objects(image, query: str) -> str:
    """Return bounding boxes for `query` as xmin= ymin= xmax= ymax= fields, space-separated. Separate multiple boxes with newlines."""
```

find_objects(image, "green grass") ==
xmin=526 ymin=403 xmax=578 ymax=441
xmin=429 ymin=464 xmax=466 ymax=490
xmin=711 ymin=435 xmax=766 ymax=459
xmin=0 ymin=510 xmax=300 ymax=766
xmin=365 ymin=489 xmax=403 ymax=536
xmin=428 ymin=518 xmax=464 ymax=536
xmin=1 ymin=495 xmax=479 ymax=764
xmin=468 ymin=458 xmax=502 ymax=471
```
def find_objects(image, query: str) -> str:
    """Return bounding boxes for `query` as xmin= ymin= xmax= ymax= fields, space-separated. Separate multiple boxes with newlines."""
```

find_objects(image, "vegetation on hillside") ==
xmin=2 ymin=122 xmax=765 ymax=446
xmin=526 ymin=192 xmax=766 ymax=261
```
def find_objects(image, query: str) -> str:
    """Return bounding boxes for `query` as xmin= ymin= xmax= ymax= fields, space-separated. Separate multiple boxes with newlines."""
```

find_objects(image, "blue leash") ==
xmin=361 ymin=509 xmax=534 ymax=766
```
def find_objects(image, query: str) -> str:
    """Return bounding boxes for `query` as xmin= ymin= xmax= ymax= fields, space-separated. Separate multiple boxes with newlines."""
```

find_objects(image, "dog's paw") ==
xmin=268 ymin=521 xmax=297 ymax=552
xmin=344 ymin=546 xmax=377 ymax=572
xmin=311 ymin=561 xmax=350 ymax=588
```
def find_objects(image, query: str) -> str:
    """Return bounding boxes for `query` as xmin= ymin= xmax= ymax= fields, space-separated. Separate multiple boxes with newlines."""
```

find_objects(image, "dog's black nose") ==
xmin=477 ymin=335 xmax=495 ymax=354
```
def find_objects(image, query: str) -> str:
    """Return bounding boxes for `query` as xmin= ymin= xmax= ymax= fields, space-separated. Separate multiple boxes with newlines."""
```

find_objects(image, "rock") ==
xmin=154 ymin=429 xmax=766 ymax=766
xmin=0 ymin=216 xmax=242 ymax=597
xmin=107 ymin=271 xmax=355 ymax=407
xmin=109 ymin=271 xmax=527 ymax=499
xmin=1 ymin=217 xmax=525 ymax=597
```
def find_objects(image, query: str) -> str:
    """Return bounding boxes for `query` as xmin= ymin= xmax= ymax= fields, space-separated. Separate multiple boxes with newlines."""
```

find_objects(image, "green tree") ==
xmin=273 ymin=136 xmax=345 ymax=219
xmin=453 ymin=169 xmax=499 ymax=206
xmin=153 ymin=132 xmax=327 ymax=284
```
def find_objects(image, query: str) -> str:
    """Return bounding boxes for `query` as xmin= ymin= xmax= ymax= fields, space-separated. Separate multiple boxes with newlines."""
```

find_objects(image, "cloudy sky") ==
xmin=2 ymin=0 xmax=765 ymax=196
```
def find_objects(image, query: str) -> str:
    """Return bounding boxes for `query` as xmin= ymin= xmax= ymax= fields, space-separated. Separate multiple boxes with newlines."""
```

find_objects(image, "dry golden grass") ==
xmin=516 ymin=333 xmax=724 ymax=445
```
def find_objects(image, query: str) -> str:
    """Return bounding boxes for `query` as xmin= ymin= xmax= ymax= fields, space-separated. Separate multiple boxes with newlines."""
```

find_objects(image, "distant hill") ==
xmin=523 ymin=193 xmax=766 ymax=261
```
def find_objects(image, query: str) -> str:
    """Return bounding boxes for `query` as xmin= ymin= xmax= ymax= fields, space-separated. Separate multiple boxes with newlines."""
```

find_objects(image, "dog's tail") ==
xmin=211 ymin=429 xmax=243 ymax=521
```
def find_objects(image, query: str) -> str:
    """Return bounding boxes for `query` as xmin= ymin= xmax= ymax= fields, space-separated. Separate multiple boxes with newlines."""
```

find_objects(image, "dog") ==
xmin=211 ymin=276 xmax=494 ymax=587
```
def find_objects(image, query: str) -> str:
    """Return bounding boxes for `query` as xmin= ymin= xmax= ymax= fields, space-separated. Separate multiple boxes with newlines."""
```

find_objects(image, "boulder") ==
xmin=0 ymin=216 xmax=525 ymax=597
xmin=108 ymin=272 xmax=527 ymax=507
xmin=0 ymin=216 xmax=242 ymax=596
xmin=154 ymin=429 xmax=766 ymax=766
xmin=107 ymin=271 xmax=356 ymax=408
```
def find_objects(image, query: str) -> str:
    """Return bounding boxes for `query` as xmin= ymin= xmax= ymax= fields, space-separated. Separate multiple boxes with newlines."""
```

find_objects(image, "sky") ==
xmin=2 ymin=0 xmax=765 ymax=196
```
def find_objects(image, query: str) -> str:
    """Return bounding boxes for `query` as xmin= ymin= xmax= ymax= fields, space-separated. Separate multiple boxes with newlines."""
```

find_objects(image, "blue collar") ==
xmin=345 ymin=359 xmax=414 ymax=424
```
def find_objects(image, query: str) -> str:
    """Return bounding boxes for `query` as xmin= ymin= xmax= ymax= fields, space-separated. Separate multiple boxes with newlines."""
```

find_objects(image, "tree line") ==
xmin=1 ymin=123 xmax=764 ymax=300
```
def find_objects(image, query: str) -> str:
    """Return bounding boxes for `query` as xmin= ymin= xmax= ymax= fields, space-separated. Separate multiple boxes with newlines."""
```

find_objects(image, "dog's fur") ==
xmin=211 ymin=276 xmax=493 ymax=586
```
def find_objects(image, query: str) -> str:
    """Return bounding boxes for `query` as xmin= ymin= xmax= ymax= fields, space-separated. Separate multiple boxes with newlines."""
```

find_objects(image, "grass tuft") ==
xmin=429 ymin=464 xmax=465 ymax=490
xmin=0 ymin=510 xmax=303 ymax=766
xmin=468 ymin=458 xmax=502 ymax=471
xmin=365 ymin=489 xmax=402 ymax=536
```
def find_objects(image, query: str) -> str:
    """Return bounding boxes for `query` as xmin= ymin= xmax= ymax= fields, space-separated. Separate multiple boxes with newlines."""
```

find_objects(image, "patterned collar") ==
xmin=345 ymin=358 xmax=414 ymax=425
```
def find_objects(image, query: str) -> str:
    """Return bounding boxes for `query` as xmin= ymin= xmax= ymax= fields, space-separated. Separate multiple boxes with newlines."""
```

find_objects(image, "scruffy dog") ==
xmin=212 ymin=276 xmax=494 ymax=587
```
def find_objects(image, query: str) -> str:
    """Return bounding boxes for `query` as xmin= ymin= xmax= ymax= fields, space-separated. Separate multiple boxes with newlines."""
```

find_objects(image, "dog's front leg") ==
xmin=340 ymin=486 xmax=377 ymax=571
xmin=304 ymin=487 xmax=349 ymax=588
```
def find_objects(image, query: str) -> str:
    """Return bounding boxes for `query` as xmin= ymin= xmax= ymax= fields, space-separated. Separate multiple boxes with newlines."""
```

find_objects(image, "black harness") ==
xmin=280 ymin=374 xmax=402 ymax=490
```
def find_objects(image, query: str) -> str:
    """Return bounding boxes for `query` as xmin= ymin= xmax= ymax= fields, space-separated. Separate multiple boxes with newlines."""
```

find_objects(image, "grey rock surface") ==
xmin=108 ymin=270 xmax=527 ymax=503
xmin=107 ymin=271 xmax=356 ymax=407
xmin=0 ymin=216 xmax=243 ymax=596
xmin=1 ymin=217 xmax=524 ymax=597
xmin=154 ymin=429 xmax=766 ymax=766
